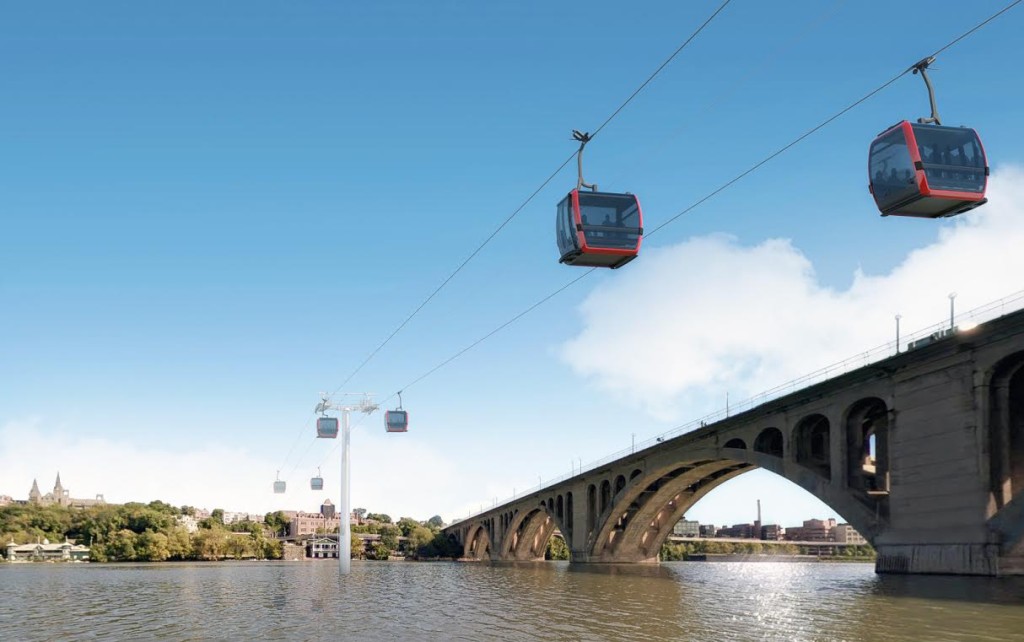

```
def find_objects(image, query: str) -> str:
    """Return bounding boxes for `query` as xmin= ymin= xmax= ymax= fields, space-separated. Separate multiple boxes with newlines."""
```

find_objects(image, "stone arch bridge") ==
xmin=445 ymin=308 xmax=1024 ymax=576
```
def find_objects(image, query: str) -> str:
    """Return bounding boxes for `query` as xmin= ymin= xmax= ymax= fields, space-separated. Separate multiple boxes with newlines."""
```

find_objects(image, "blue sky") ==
xmin=2 ymin=0 xmax=1023 ymax=529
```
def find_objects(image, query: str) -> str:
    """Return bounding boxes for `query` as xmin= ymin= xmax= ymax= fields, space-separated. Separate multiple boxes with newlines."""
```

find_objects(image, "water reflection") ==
xmin=1 ymin=561 xmax=1022 ymax=641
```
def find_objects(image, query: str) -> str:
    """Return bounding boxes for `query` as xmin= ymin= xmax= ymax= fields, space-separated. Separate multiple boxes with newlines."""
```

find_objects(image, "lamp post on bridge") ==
xmin=895 ymin=314 xmax=902 ymax=353
xmin=949 ymin=292 xmax=957 ymax=330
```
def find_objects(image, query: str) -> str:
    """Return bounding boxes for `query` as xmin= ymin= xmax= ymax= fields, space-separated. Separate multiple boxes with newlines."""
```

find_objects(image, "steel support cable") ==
xmin=374 ymin=0 xmax=1022 ymax=406
xmin=272 ymin=0 xmax=735 ymax=474
xmin=645 ymin=0 xmax=1022 ymax=237
xmin=324 ymin=0 xmax=734 ymax=397
xmin=602 ymin=0 xmax=849 ymax=187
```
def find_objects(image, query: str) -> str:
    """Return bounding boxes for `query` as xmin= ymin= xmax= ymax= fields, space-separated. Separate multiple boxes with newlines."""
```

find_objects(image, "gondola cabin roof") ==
xmin=316 ymin=416 xmax=339 ymax=439
xmin=557 ymin=189 xmax=643 ymax=269
xmin=868 ymin=120 xmax=987 ymax=218
xmin=385 ymin=410 xmax=408 ymax=433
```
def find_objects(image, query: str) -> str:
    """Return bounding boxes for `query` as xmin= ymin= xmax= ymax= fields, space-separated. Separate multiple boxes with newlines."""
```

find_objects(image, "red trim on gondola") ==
xmin=569 ymin=189 xmax=643 ymax=257
xmin=904 ymin=121 xmax=987 ymax=203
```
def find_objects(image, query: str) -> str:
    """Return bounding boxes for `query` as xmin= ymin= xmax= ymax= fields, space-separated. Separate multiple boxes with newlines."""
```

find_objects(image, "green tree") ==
xmin=264 ymin=511 xmax=290 ymax=536
xmin=107 ymin=529 xmax=138 ymax=561
xmin=421 ymin=532 xmax=460 ymax=559
xmin=369 ymin=542 xmax=390 ymax=560
xmin=545 ymin=536 xmax=570 ymax=560
xmin=379 ymin=524 xmax=400 ymax=550
xmin=426 ymin=515 xmax=445 ymax=530
xmin=136 ymin=531 xmax=171 ymax=562
xmin=350 ymin=533 xmax=364 ymax=559
xmin=366 ymin=513 xmax=392 ymax=524
xmin=193 ymin=529 xmax=228 ymax=560
xmin=396 ymin=517 xmax=420 ymax=537
xmin=353 ymin=508 xmax=367 ymax=522
xmin=405 ymin=526 xmax=434 ymax=557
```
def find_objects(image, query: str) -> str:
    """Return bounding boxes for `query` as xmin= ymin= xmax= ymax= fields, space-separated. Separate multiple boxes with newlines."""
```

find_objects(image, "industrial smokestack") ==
xmin=757 ymin=499 xmax=762 ymax=525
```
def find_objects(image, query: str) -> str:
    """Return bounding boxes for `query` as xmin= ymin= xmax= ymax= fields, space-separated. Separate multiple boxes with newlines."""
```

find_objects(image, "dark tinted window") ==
xmin=911 ymin=124 xmax=985 ymax=193
xmin=869 ymin=128 xmax=917 ymax=208
xmin=578 ymin=193 xmax=641 ymax=250
xmin=556 ymin=194 xmax=577 ymax=257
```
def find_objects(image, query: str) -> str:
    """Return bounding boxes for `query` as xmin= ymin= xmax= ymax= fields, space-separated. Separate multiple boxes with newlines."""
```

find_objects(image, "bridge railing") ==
xmin=448 ymin=288 xmax=1024 ymax=527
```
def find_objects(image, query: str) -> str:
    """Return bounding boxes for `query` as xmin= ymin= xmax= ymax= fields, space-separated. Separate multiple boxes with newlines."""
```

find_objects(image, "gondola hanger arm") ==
xmin=911 ymin=56 xmax=942 ymax=126
xmin=572 ymin=130 xmax=598 ymax=192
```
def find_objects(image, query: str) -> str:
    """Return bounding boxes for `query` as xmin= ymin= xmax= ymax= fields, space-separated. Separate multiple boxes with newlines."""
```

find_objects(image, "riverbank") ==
xmin=684 ymin=553 xmax=875 ymax=563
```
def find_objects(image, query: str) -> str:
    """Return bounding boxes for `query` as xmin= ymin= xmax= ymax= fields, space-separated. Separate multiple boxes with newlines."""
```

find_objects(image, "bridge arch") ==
xmin=753 ymin=427 xmax=784 ymax=457
xmin=587 ymin=459 xmax=720 ymax=560
xmin=724 ymin=437 xmax=746 ymax=449
xmin=463 ymin=522 xmax=494 ymax=560
xmin=794 ymin=414 xmax=831 ymax=478
xmin=500 ymin=502 xmax=568 ymax=561
xmin=844 ymin=397 xmax=890 ymax=502
xmin=988 ymin=351 xmax=1024 ymax=510
xmin=587 ymin=440 xmax=882 ymax=562
xmin=591 ymin=459 xmax=752 ymax=562
xmin=600 ymin=479 xmax=612 ymax=513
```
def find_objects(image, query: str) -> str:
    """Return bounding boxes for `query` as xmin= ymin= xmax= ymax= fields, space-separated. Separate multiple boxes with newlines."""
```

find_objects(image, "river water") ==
xmin=2 ymin=561 xmax=1023 ymax=641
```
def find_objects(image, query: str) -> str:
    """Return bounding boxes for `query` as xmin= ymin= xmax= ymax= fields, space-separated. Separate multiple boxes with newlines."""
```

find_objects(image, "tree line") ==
xmin=660 ymin=540 xmax=877 ymax=560
xmin=0 ymin=501 xmax=284 ymax=562
xmin=343 ymin=510 xmax=460 ymax=560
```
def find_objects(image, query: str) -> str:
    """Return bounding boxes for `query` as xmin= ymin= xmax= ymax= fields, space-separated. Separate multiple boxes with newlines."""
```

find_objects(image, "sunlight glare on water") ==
xmin=2 ymin=561 xmax=1023 ymax=641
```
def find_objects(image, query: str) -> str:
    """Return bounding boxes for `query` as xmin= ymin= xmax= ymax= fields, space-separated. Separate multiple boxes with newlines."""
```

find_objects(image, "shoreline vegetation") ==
xmin=660 ymin=540 xmax=876 ymax=562
xmin=0 ymin=502 xmax=459 ymax=563
xmin=1 ymin=502 xmax=875 ymax=564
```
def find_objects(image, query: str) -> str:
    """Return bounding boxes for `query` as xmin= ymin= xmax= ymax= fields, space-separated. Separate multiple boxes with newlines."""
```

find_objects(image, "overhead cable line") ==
xmin=325 ymin=0 xmax=734 ymax=396
xmin=275 ymin=0 xmax=735 ymax=475
xmin=603 ymin=0 xmax=849 ymax=186
xmin=646 ymin=0 xmax=1022 ymax=238
xmin=377 ymin=0 xmax=1022 ymax=401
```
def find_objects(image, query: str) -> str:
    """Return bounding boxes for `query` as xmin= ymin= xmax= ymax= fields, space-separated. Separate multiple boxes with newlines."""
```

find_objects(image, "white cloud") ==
xmin=560 ymin=167 xmax=1024 ymax=418
xmin=0 ymin=417 xmax=464 ymax=523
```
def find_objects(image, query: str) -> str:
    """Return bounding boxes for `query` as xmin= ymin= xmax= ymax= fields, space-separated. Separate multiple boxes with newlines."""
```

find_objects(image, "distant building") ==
xmin=321 ymin=499 xmax=336 ymax=520
xmin=786 ymin=518 xmax=837 ymax=542
xmin=176 ymin=515 xmax=200 ymax=534
xmin=833 ymin=523 xmax=867 ymax=545
xmin=699 ymin=524 xmax=717 ymax=538
xmin=718 ymin=523 xmax=757 ymax=539
xmin=308 ymin=537 xmax=338 ymax=559
xmin=221 ymin=512 xmax=264 ymax=525
xmin=672 ymin=519 xmax=700 ymax=537
xmin=0 ymin=495 xmax=12 ymax=507
xmin=289 ymin=501 xmax=341 ymax=537
xmin=6 ymin=539 xmax=90 ymax=562
xmin=761 ymin=524 xmax=784 ymax=541
xmin=27 ymin=474 xmax=105 ymax=509
xmin=304 ymin=533 xmax=379 ymax=559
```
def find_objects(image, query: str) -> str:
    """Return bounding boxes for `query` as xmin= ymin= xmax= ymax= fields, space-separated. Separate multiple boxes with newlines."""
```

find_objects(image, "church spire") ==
xmin=29 ymin=479 xmax=41 ymax=503
xmin=55 ymin=472 xmax=62 ymax=490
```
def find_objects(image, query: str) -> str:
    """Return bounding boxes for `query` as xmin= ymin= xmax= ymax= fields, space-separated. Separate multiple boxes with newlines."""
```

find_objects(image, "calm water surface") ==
xmin=2 ymin=561 xmax=1023 ymax=641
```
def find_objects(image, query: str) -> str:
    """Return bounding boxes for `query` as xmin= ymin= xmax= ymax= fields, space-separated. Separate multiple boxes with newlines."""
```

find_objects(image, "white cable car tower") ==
xmin=315 ymin=392 xmax=379 ymax=574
